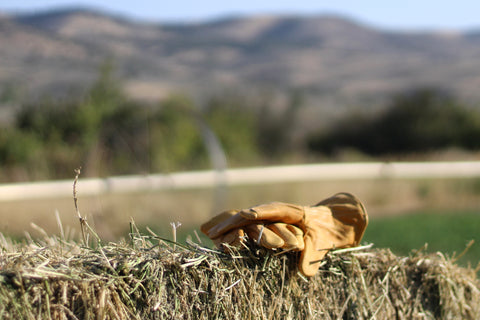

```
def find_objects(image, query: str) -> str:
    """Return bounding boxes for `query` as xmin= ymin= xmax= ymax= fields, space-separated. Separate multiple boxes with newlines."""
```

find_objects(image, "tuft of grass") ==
xmin=0 ymin=226 xmax=479 ymax=319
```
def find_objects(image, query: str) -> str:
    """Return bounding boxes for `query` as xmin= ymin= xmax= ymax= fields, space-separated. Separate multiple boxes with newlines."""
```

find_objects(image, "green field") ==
xmin=363 ymin=210 xmax=480 ymax=268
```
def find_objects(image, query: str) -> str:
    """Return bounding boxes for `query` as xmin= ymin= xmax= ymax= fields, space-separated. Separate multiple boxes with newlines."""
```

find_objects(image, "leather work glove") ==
xmin=200 ymin=210 xmax=305 ymax=250
xmin=201 ymin=193 xmax=368 ymax=277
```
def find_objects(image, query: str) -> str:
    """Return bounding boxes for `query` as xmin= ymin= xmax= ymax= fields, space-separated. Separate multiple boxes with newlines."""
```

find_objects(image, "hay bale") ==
xmin=0 ymin=233 xmax=479 ymax=319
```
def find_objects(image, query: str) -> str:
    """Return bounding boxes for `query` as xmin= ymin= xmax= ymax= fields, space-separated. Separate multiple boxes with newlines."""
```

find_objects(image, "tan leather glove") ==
xmin=201 ymin=193 xmax=368 ymax=277
xmin=200 ymin=210 xmax=305 ymax=250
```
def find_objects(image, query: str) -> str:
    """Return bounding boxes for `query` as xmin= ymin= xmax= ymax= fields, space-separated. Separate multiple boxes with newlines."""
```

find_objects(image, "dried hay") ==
xmin=0 ymin=227 xmax=479 ymax=320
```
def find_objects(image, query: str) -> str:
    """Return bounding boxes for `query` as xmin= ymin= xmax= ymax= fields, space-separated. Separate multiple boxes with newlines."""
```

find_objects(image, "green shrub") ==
xmin=308 ymin=88 xmax=480 ymax=155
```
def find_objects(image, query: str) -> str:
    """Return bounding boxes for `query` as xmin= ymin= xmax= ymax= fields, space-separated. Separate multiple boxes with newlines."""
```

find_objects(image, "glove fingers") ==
xmin=287 ymin=224 xmax=305 ymax=251
xmin=244 ymin=224 xmax=285 ymax=249
xmin=267 ymin=223 xmax=305 ymax=251
xmin=213 ymin=228 xmax=245 ymax=248
xmin=205 ymin=211 xmax=254 ymax=239
xmin=240 ymin=202 xmax=304 ymax=224
xmin=200 ymin=210 xmax=238 ymax=235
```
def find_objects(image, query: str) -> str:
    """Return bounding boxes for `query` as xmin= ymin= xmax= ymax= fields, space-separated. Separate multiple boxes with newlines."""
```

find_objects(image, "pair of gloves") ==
xmin=201 ymin=193 xmax=368 ymax=277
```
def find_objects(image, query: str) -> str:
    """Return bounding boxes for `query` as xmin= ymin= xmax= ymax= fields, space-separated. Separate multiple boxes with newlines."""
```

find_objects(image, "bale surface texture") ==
xmin=0 ymin=235 xmax=479 ymax=319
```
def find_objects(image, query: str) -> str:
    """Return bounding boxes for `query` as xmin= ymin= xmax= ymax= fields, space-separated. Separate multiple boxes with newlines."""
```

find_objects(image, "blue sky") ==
xmin=0 ymin=0 xmax=479 ymax=31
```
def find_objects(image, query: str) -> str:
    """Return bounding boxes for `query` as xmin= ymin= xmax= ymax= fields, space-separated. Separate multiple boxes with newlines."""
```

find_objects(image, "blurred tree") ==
xmin=0 ymin=129 xmax=40 ymax=166
xmin=308 ymin=88 xmax=480 ymax=156
xmin=149 ymin=95 xmax=207 ymax=172
xmin=97 ymin=101 xmax=150 ymax=174
xmin=12 ymin=59 xmax=128 ymax=177
xmin=256 ymin=89 xmax=304 ymax=159
xmin=0 ymin=84 xmax=310 ymax=181
xmin=203 ymin=94 xmax=260 ymax=166
xmin=0 ymin=82 xmax=22 ymax=103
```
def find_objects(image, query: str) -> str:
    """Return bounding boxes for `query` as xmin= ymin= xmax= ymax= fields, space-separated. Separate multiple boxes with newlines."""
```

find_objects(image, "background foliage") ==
xmin=1 ymin=64 xmax=480 ymax=182
xmin=307 ymin=88 xmax=480 ymax=156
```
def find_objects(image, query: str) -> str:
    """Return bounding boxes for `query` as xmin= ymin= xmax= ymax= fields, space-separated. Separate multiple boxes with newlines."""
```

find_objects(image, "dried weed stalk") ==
xmin=73 ymin=167 xmax=100 ymax=247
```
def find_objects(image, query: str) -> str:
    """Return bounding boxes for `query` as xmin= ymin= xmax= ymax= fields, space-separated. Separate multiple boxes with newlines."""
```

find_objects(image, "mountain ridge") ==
xmin=2 ymin=8 xmax=480 ymax=110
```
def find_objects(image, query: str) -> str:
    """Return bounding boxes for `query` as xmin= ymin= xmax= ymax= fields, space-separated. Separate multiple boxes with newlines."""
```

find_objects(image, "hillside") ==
xmin=2 ymin=8 xmax=480 ymax=109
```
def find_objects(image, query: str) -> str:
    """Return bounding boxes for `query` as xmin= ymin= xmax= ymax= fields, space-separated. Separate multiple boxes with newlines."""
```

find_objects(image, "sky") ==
xmin=0 ymin=0 xmax=479 ymax=31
